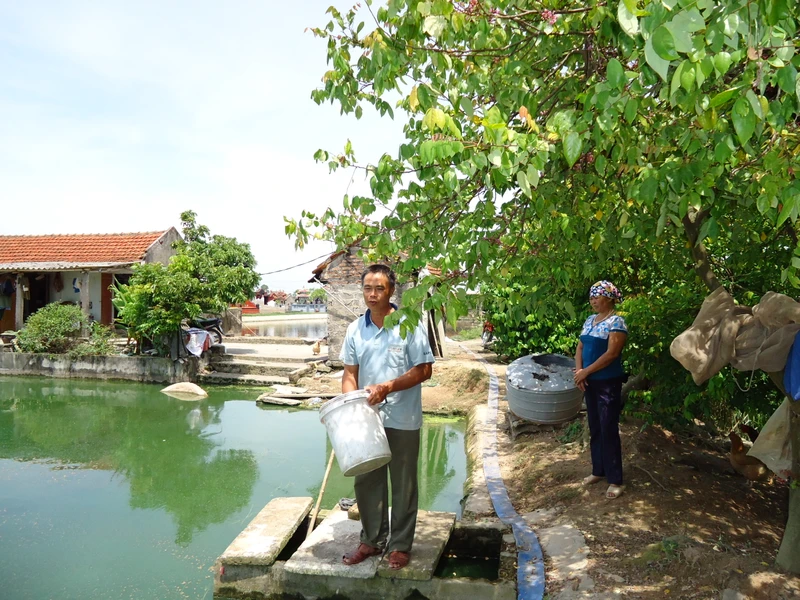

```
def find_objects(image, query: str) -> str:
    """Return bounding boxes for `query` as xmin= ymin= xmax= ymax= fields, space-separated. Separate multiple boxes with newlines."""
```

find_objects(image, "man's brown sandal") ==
xmin=387 ymin=550 xmax=410 ymax=570
xmin=342 ymin=543 xmax=382 ymax=565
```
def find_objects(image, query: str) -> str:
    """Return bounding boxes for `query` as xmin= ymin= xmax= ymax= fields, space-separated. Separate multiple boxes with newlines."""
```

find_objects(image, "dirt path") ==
xmin=441 ymin=339 xmax=799 ymax=599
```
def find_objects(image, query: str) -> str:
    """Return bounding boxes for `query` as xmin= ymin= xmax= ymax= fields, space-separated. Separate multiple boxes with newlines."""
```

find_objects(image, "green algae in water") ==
xmin=0 ymin=376 xmax=466 ymax=600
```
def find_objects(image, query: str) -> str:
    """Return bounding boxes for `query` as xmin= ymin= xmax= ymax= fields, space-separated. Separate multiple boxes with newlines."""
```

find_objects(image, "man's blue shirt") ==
xmin=340 ymin=308 xmax=435 ymax=430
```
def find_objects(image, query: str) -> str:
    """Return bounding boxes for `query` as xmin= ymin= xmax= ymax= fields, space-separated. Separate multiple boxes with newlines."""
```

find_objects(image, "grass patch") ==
xmin=556 ymin=420 xmax=583 ymax=444
xmin=452 ymin=325 xmax=483 ymax=341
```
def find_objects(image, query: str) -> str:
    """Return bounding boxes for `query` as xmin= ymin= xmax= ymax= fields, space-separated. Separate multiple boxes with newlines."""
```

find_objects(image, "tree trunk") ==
xmin=776 ymin=398 xmax=800 ymax=573
xmin=682 ymin=211 xmax=721 ymax=292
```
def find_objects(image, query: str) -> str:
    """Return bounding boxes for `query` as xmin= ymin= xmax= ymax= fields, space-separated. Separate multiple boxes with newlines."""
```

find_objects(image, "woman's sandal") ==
xmin=582 ymin=475 xmax=603 ymax=486
xmin=342 ymin=543 xmax=382 ymax=565
xmin=387 ymin=550 xmax=410 ymax=570
xmin=606 ymin=484 xmax=625 ymax=499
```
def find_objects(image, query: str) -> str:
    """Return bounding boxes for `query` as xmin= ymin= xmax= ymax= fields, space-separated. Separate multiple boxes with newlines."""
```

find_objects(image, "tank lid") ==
xmin=507 ymin=354 xmax=577 ymax=392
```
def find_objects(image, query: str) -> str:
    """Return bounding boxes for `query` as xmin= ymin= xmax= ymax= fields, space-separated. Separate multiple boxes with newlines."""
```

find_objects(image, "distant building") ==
xmin=309 ymin=247 xmax=444 ymax=367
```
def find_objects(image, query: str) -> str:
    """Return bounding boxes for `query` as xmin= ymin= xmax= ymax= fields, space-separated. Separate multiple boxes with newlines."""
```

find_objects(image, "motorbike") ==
xmin=481 ymin=320 xmax=494 ymax=348
xmin=188 ymin=316 xmax=224 ymax=345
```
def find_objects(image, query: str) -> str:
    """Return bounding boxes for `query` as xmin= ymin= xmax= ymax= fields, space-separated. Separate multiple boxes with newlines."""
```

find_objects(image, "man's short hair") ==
xmin=361 ymin=264 xmax=396 ymax=288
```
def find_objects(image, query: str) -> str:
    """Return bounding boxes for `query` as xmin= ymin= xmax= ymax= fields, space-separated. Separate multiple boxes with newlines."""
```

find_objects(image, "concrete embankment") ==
xmin=0 ymin=352 xmax=203 ymax=384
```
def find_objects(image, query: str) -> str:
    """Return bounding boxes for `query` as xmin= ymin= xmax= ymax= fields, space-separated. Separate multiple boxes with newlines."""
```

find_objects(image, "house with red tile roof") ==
xmin=0 ymin=229 xmax=181 ymax=331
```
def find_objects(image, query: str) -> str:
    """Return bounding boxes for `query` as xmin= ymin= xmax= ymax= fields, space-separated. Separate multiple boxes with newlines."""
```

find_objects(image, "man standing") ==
xmin=340 ymin=264 xmax=434 ymax=571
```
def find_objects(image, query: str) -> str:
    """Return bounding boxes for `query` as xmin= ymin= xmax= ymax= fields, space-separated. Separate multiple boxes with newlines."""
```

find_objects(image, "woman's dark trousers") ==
xmin=584 ymin=377 xmax=624 ymax=485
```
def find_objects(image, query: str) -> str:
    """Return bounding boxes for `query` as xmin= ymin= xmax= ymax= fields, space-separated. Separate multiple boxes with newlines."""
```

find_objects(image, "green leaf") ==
xmin=777 ymin=196 xmax=796 ymax=227
xmin=459 ymin=97 xmax=473 ymax=118
xmin=624 ymin=98 xmax=638 ymax=123
xmin=709 ymin=87 xmax=739 ymax=108
xmin=607 ymin=59 xmax=625 ymax=90
xmin=713 ymin=51 xmax=732 ymax=76
xmin=680 ymin=63 xmax=696 ymax=92
xmin=656 ymin=201 xmax=668 ymax=237
xmin=641 ymin=177 xmax=659 ymax=203
xmin=517 ymin=170 xmax=531 ymax=198
xmin=731 ymin=97 xmax=756 ymax=145
xmin=697 ymin=216 xmax=719 ymax=242
xmin=670 ymin=61 xmax=683 ymax=99
xmin=652 ymin=26 xmax=679 ymax=61
xmin=645 ymin=37 xmax=671 ymax=81
xmin=674 ymin=8 xmax=705 ymax=33
xmin=767 ymin=0 xmax=790 ymax=25
xmin=563 ymin=132 xmax=582 ymax=168
xmin=665 ymin=22 xmax=692 ymax=53
xmin=745 ymin=90 xmax=763 ymax=120
xmin=423 ymin=15 xmax=447 ymax=38
xmin=526 ymin=163 xmax=540 ymax=188
xmin=617 ymin=1 xmax=639 ymax=37
xmin=776 ymin=64 xmax=797 ymax=94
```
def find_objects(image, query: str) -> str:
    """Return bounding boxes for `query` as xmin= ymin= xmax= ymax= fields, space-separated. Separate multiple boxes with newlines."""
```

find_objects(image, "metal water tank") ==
xmin=506 ymin=354 xmax=583 ymax=424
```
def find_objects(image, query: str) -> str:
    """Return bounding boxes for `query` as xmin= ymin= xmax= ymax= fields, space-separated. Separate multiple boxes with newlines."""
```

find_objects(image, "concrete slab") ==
xmin=219 ymin=497 xmax=312 ymax=567
xmin=537 ymin=523 xmax=593 ymax=594
xmin=377 ymin=510 xmax=455 ymax=581
xmin=284 ymin=508 xmax=380 ymax=579
xmin=197 ymin=372 xmax=290 ymax=386
xmin=256 ymin=395 xmax=303 ymax=406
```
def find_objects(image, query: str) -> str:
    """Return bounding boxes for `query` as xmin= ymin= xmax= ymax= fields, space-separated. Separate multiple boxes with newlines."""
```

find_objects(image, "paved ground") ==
xmin=224 ymin=341 xmax=328 ymax=362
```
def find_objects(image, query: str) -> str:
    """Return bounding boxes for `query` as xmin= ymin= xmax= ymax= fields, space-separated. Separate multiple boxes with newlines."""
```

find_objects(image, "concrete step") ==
xmin=208 ymin=359 xmax=307 ymax=376
xmin=197 ymin=372 xmax=291 ymax=386
xmin=284 ymin=507 xmax=378 ymax=579
xmin=377 ymin=510 xmax=455 ymax=580
xmin=284 ymin=508 xmax=455 ymax=581
xmin=215 ymin=352 xmax=327 ymax=364
xmin=218 ymin=497 xmax=312 ymax=568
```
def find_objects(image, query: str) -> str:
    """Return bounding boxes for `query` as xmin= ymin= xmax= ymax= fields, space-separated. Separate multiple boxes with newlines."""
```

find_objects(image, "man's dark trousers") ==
xmin=584 ymin=377 xmax=624 ymax=486
xmin=353 ymin=427 xmax=420 ymax=553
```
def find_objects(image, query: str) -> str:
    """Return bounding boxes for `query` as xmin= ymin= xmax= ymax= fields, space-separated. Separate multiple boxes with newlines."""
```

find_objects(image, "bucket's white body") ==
xmin=319 ymin=390 xmax=392 ymax=477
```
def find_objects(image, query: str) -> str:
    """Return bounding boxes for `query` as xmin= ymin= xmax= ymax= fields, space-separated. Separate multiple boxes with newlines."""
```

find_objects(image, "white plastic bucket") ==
xmin=318 ymin=390 xmax=392 ymax=477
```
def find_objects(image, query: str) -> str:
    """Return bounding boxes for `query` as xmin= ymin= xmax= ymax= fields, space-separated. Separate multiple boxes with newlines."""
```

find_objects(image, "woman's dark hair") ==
xmin=361 ymin=264 xmax=396 ymax=288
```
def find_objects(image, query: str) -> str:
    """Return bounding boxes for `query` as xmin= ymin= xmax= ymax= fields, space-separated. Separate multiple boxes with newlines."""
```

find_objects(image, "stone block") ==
xmin=219 ymin=496 xmax=312 ymax=567
xmin=284 ymin=508 xmax=380 ymax=579
xmin=377 ymin=510 xmax=455 ymax=581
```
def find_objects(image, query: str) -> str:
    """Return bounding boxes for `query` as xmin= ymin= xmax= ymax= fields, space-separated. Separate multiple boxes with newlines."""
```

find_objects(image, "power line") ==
xmin=258 ymin=251 xmax=333 ymax=276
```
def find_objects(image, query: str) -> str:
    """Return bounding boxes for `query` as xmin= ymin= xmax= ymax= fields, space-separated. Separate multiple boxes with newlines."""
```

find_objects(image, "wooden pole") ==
xmin=13 ymin=274 xmax=24 ymax=331
xmin=307 ymin=450 xmax=336 ymax=538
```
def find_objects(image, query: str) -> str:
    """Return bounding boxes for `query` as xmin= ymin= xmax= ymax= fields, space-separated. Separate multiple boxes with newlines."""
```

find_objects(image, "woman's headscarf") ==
xmin=589 ymin=280 xmax=622 ymax=302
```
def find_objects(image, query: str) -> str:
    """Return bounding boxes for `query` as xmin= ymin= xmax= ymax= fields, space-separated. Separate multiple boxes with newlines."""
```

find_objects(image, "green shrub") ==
xmin=17 ymin=303 xmax=86 ymax=354
xmin=68 ymin=324 xmax=118 ymax=359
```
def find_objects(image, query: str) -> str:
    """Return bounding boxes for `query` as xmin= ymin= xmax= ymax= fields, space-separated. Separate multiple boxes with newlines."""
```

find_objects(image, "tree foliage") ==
xmin=292 ymin=0 xmax=800 ymax=570
xmin=289 ymin=0 xmax=799 ymax=329
xmin=115 ymin=211 xmax=259 ymax=349
xmin=310 ymin=287 xmax=329 ymax=302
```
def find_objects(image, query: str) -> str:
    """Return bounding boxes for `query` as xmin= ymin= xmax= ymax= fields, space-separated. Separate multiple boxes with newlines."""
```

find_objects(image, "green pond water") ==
xmin=0 ymin=376 xmax=467 ymax=600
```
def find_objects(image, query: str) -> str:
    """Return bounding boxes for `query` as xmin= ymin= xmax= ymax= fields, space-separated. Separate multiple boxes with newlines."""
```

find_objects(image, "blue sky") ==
xmin=0 ymin=1 xmax=405 ymax=291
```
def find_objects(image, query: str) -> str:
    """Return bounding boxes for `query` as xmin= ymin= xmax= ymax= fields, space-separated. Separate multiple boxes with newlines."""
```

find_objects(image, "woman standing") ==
xmin=574 ymin=281 xmax=628 ymax=499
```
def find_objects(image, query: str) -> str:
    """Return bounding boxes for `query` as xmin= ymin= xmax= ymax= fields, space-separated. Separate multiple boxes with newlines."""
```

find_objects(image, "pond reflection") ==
xmin=0 ymin=377 xmax=465 ymax=600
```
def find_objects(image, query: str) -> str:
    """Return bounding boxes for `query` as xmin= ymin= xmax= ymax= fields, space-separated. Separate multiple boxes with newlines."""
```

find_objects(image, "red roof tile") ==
xmin=0 ymin=231 xmax=171 ymax=266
